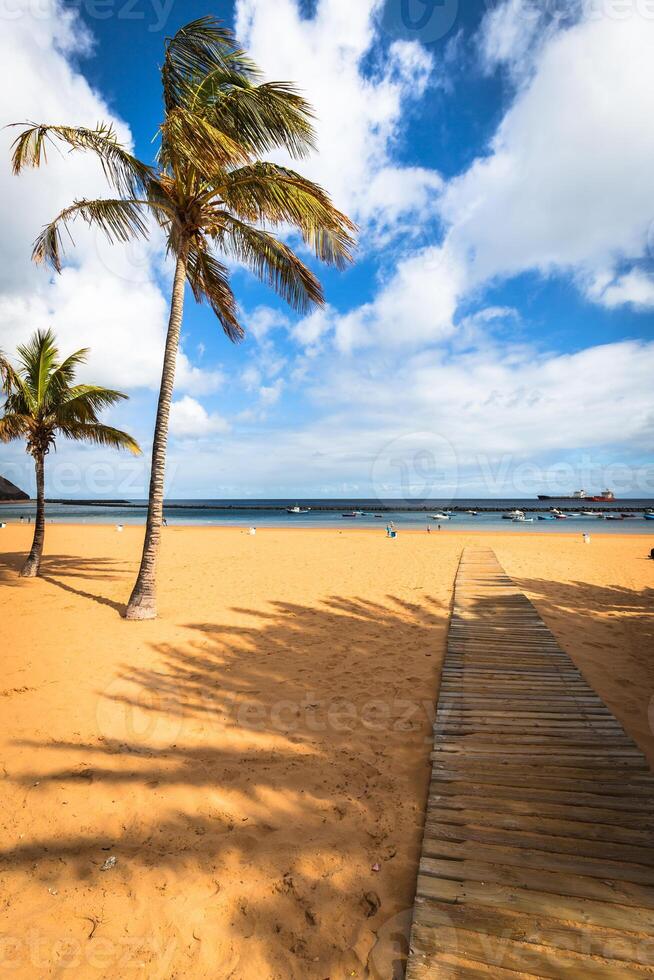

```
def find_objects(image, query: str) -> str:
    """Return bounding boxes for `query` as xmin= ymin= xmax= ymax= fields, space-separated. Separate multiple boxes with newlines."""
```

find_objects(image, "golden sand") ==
xmin=0 ymin=525 xmax=652 ymax=978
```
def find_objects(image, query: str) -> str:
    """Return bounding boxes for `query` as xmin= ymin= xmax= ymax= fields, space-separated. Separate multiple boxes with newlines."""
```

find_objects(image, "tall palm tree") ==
xmin=0 ymin=329 xmax=140 ymax=578
xmin=11 ymin=16 xmax=356 ymax=619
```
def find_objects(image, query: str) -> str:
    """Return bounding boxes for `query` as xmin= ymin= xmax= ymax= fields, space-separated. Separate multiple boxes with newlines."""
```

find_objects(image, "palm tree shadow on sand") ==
xmin=6 ymin=593 xmax=448 ymax=978
xmin=0 ymin=552 xmax=130 ymax=613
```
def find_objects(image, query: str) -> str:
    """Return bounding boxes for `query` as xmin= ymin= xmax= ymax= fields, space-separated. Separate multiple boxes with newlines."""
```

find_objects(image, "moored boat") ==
xmin=537 ymin=488 xmax=616 ymax=502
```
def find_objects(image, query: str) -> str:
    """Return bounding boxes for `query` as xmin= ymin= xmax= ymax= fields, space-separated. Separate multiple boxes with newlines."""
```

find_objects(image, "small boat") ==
xmin=465 ymin=510 xmax=478 ymax=516
xmin=513 ymin=516 xmax=534 ymax=523
xmin=645 ymin=513 xmax=654 ymax=521
xmin=503 ymin=510 xmax=525 ymax=520
xmin=537 ymin=514 xmax=556 ymax=521
xmin=605 ymin=515 xmax=624 ymax=521
xmin=621 ymin=513 xmax=638 ymax=519
xmin=374 ymin=514 xmax=384 ymax=519
xmin=287 ymin=505 xmax=311 ymax=514
xmin=566 ymin=513 xmax=583 ymax=518
xmin=342 ymin=512 xmax=359 ymax=518
xmin=430 ymin=513 xmax=450 ymax=520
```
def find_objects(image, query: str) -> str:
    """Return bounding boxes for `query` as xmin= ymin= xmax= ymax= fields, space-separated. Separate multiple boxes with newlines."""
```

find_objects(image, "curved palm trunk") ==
xmin=21 ymin=453 xmax=45 ymax=577
xmin=125 ymin=246 xmax=188 ymax=620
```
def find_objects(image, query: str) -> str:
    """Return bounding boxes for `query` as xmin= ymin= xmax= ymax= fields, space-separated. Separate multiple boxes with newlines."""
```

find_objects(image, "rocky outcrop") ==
xmin=0 ymin=476 xmax=29 ymax=501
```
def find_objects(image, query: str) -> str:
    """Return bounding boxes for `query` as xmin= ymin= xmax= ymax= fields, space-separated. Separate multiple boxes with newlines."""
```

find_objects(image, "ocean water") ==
xmin=1 ymin=499 xmax=653 ymax=533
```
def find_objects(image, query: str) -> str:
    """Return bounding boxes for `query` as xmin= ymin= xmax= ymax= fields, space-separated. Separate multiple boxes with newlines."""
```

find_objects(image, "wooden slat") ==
xmin=413 ymin=899 xmax=654 ymax=970
xmin=420 ymin=837 xmax=654 ymax=885
xmin=405 ymin=547 xmax=654 ymax=980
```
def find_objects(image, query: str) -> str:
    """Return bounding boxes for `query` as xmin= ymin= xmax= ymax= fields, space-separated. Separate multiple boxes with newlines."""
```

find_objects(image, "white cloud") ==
xmin=160 ymin=337 xmax=654 ymax=497
xmin=245 ymin=305 xmax=290 ymax=342
xmin=333 ymin=244 xmax=466 ymax=351
xmin=0 ymin=0 xmax=217 ymax=394
xmin=586 ymin=269 xmax=654 ymax=310
xmin=233 ymin=0 xmax=654 ymax=352
xmin=235 ymin=0 xmax=443 ymax=240
xmin=443 ymin=5 xmax=654 ymax=302
xmin=478 ymin=0 xmax=561 ymax=76
xmin=169 ymin=396 xmax=229 ymax=439
xmin=259 ymin=378 xmax=284 ymax=406
xmin=240 ymin=365 xmax=263 ymax=391
xmin=291 ymin=307 xmax=334 ymax=348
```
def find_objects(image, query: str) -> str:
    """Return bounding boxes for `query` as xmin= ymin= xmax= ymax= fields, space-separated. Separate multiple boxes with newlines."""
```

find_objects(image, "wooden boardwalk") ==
xmin=405 ymin=547 xmax=654 ymax=979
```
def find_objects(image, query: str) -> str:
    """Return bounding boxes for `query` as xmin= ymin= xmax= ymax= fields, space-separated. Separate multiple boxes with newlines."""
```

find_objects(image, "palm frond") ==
xmin=58 ymin=385 xmax=128 ymax=423
xmin=0 ymin=412 xmax=31 ymax=443
xmin=215 ymin=215 xmax=324 ymax=313
xmin=193 ymin=79 xmax=316 ymax=159
xmin=15 ymin=328 xmax=59 ymax=405
xmin=186 ymin=243 xmax=243 ymax=341
xmin=10 ymin=123 xmax=154 ymax=198
xmin=143 ymin=177 xmax=176 ymax=232
xmin=162 ymin=16 xmax=258 ymax=113
xmin=33 ymin=198 xmax=151 ymax=272
xmin=47 ymin=349 xmax=89 ymax=393
xmin=59 ymin=422 xmax=141 ymax=455
xmin=159 ymin=107 xmax=249 ymax=178
xmin=0 ymin=349 xmax=18 ymax=396
xmin=217 ymin=163 xmax=357 ymax=268
xmin=1 ymin=370 xmax=36 ymax=415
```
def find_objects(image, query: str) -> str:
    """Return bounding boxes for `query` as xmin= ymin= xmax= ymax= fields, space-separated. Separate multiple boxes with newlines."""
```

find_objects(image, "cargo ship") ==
xmin=537 ymin=489 xmax=615 ymax=502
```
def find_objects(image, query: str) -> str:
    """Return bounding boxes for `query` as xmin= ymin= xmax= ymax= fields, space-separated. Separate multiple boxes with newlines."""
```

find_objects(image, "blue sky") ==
xmin=1 ymin=0 xmax=653 ymax=499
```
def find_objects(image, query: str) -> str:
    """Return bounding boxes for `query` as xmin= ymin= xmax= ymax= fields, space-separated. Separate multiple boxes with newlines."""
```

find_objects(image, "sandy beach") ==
xmin=0 ymin=525 xmax=652 ymax=978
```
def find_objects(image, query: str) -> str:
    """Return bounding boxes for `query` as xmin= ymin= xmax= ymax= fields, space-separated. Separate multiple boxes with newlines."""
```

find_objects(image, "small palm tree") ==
xmin=11 ymin=16 xmax=356 ymax=618
xmin=0 ymin=329 xmax=140 ymax=578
